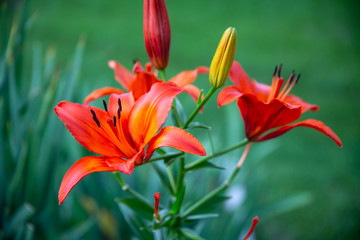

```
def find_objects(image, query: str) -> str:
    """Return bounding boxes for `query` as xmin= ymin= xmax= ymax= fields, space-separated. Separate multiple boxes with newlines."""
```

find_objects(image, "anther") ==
xmin=277 ymin=64 xmax=283 ymax=78
xmin=102 ymin=100 xmax=108 ymax=112
xmin=113 ymin=116 xmax=116 ymax=127
xmin=90 ymin=109 xmax=100 ymax=127
xmin=117 ymin=108 xmax=121 ymax=119
xmin=273 ymin=65 xmax=278 ymax=77
xmin=289 ymin=70 xmax=295 ymax=84
xmin=118 ymin=98 xmax=122 ymax=111
xmin=132 ymin=58 xmax=140 ymax=65
xmin=295 ymin=73 xmax=301 ymax=84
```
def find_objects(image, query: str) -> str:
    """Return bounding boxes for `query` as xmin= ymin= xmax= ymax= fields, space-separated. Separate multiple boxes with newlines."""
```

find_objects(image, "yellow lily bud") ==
xmin=209 ymin=27 xmax=237 ymax=88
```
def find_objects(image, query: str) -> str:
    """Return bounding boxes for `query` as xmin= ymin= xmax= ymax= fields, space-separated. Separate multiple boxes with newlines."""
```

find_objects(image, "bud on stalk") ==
xmin=143 ymin=0 xmax=171 ymax=70
xmin=153 ymin=192 xmax=161 ymax=219
xmin=209 ymin=27 xmax=237 ymax=88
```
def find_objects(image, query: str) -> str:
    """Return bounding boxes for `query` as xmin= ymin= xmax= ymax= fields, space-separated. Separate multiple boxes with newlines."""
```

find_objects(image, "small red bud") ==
xmin=153 ymin=192 xmax=161 ymax=218
xmin=143 ymin=0 xmax=171 ymax=70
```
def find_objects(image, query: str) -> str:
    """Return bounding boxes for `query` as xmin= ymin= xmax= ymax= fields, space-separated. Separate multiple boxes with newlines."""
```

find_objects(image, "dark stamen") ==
xmin=278 ymin=64 xmax=283 ymax=78
xmin=103 ymin=100 xmax=108 ymax=112
xmin=117 ymin=108 xmax=121 ymax=119
xmin=295 ymin=73 xmax=301 ymax=84
xmin=289 ymin=70 xmax=295 ymax=83
xmin=90 ymin=109 xmax=100 ymax=127
xmin=113 ymin=116 xmax=116 ymax=127
xmin=273 ymin=65 xmax=278 ymax=77
xmin=132 ymin=58 xmax=140 ymax=65
xmin=118 ymin=98 xmax=122 ymax=111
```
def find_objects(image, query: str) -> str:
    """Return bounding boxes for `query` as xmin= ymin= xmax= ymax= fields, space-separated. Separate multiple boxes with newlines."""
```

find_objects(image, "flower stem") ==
xmin=176 ymin=157 xmax=185 ymax=194
xmin=148 ymin=152 xmax=184 ymax=163
xmin=183 ymin=86 xmax=217 ymax=129
xmin=185 ymin=139 xmax=249 ymax=171
xmin=181 ymin=160 xmax=242 ymax=218
xmin=113 ymin=172 xmax=154 ymax=211
xmin=159 ymin=69 xmax=167 ymax=81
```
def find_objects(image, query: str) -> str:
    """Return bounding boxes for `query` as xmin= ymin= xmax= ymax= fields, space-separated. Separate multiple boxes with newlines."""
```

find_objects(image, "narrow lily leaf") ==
xmin=6 ymin=203 xmax=35 ymax=235
xmin=184 ymin=195 xmax=230 ymax=215
xmin=259 ymin=192 xmax=312 ymax=220
xmin=171 ymin=185 xmax=186 ymax=214
xmin=29 ymin=42 xmax=42 ymax=99
xmin=59 ymin=218 xmax=96 ymax=240
xmin=151 ymin=164 xmax=174 ymax=194
xmin=187 ymin=122 xmax=211 ymax=130
xmin=187 ymin=161 xmax=225 ymax=171
xmin=173 ymin=97 xmax=187 ymax=125
xmin=62 ymin=36 xmax=85 ymax=100
xmin=116 ymin=198 xmax=153 ymax=221
xmin=179 ymin=228 xmax=205 ymax=240
xmin=185 ymin=213 xmax=219 ymax=221
xmin=24 ymin=223 xmax=35 ymax=240
xmin=117 ymin=204 xmax=153 ymax=240
xmin=197 ymin=89 xmax=203 ymax=105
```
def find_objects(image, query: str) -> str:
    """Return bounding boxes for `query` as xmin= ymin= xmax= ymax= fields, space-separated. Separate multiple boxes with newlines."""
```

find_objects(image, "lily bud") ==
xmin=209 ymin=27 xmax=237 ymax=88
xmin=143 ymin=0 xmax=171 ymax=70
xmin=153 ymin=192 xmax=161 ymax=219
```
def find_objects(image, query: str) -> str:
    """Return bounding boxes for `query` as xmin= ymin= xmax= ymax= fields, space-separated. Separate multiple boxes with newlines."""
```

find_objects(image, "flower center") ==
xmin=267 ymin=64 xmax=300 ymax=102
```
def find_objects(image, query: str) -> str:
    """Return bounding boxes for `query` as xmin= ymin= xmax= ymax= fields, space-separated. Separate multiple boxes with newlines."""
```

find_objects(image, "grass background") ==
xmin=2 ymin=0 xmax=360 ymax=239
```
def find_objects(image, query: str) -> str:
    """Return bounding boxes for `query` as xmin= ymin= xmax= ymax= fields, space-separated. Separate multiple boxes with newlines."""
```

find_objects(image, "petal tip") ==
xmin=108 ymin=60 xmax=116 ymax=69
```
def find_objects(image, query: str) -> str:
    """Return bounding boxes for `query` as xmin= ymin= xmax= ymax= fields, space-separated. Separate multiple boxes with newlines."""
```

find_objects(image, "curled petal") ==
xmin=58 ymin=156 xmax=117 ymax=204
xmin=283 ymin=94 xmax=319 ymax=113
xmin=132 ymin=61 xmax=145 ymax=73
xmin=229 ymin=61 xmax=253 ymax=92
xmin=256 ymin=119 xmax=342 ymax=147
xmin=129 ymin=82 xmax=183 ymax=148
xmin=55 ymin=101 xmax=125 ymax=157
xmin=146 ymin=126 xmax=206 ymax=159
xmin=169 ymin=66 xmax=209 ymax=87
xmin=108 ymin=60 xmax=134 ymax=91
xmin=237 ymin=94 xmax=302 ymax=140
xmin=218 ymin=85 xmax=243 ymax=107
xmin=105 ymin=155 xmax=137 ymax=174
xmin=83 ymin=87 xmax=124 ymax=105
xmin=129 ymin=72 xmax=162 ymax=100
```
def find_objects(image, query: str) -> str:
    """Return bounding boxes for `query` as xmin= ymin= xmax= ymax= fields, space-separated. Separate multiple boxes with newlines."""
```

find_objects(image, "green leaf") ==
xmin=187 ymin=122 xmax=211 ymax=130
xmin=173 ymin=98 xmax=187 ymax=125
xmin=259 ymin=192 xmax=312 ymax=220
xmin=152 ymin=164 xmax=174 ymax=195
xmin=24 ymin=223 xmax=35 ymax=240
xmin=185 ymin=213 xmax=219 ymax=221
xmin=117 ymin=204 xmax=153 ymax=240
xmin=116 ymin=198 xmax=154 ymax=221
xmin=171 ymin=185 xmax=186 ymax=214
xmin=179 ymin=228 xmax=205 ymax=240
xmin=59 ymin=218 xmax=96 ymax=240
xmin=187 ymin=161 xmax=225 ymax=171
xmin=197 ymin=89 xmax=203 ymax=105
xmin=6 ymin=203 xmax=35 ymax=235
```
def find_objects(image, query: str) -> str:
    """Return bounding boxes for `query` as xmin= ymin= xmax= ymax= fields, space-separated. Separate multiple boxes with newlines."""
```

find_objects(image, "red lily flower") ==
xmin=83 ymin=60 xmax=208 ymax=106
xmin=218 ymin=61 xmax=342 ymax=147
xmin=55 ymin=82 xmax=206 ymax=204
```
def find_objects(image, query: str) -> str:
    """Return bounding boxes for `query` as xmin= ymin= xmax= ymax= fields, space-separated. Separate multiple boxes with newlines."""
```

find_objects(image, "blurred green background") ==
xmin=1 ymin=0 xmax=359 ymax=239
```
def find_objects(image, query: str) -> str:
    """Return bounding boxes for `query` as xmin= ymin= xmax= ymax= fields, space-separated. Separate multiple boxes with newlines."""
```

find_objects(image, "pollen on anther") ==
xmin=273 ymin=65 xmax=278 ymax=76
xmin=103 ymin=100 xmax=108 ymax=112
xmin=90 ymin=109 xmax=101 ymax=128
xmin=278 ymin=64 xmax=283 ymax=77
xmin=118 ymin=98 xmax=122 ymax=111
xmin=113 ymin=116 xmax=116 ymax=127
xmin=295 ymin=73 xmax=301 ymax=84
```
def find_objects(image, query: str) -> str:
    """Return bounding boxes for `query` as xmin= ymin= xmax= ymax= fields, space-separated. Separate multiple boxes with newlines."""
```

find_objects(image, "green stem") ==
xmin=167 ymin=165 xmax=177 ymax=195
xmin=185 ymin=139 xmax=249 ymax=171
xmin=159 ymin=69 xmax=167 ymax=81
xmin=176 ymin=157 xmax=185 ymax=194
xmin=183 ymin=86 xmax=217 ymax=129
xmin=148 ymin=152 xmax=184 ymax=163
xmin=181 ymin=164 xmax=241 ymax=218
xmin=113 ymin=172 xmax=154 ymax=211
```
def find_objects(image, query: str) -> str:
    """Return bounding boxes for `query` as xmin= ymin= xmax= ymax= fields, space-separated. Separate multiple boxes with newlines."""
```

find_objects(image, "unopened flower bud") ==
xmin=143 ymin=0 xmax=171 ymax=70
xmin=209 ymin=27 xmax=237 ymax=88
xmin=153 ymin=192 xmax=161 ymax=219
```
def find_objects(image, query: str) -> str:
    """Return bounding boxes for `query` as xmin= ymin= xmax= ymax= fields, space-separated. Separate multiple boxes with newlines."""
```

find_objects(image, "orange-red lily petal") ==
xmin=56 ymin=82 xmax=206 ymax=204
xmin=218 ymin=61 xmax=342 ymax=147
xmin=84 ymin=61 xmax=208 ymax=106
